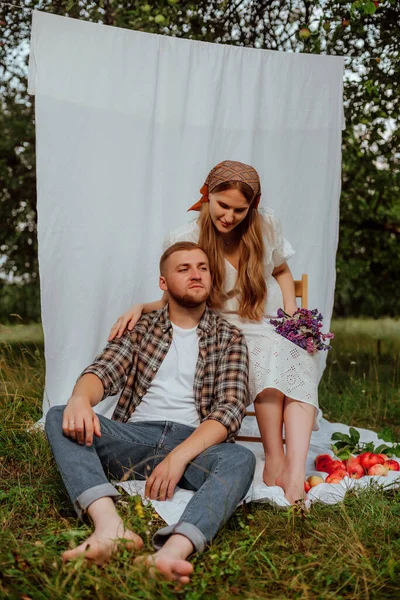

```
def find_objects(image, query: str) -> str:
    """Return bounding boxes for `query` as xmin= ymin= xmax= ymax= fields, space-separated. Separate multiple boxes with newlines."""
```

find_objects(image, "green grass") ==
xmin=1 ymin=319 xmax=399 ymax=599
xmin=0 ymin=322 xmax=44 ymax=345
xmin=320 ymin=319 xmax=400 ymax=437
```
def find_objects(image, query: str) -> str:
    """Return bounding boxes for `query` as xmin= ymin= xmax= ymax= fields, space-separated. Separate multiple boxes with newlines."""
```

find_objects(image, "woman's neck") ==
xmin=196 ymin=217 xmax=240 ymax=248
xmin=220 ymin=231 xmax=241 ymax=248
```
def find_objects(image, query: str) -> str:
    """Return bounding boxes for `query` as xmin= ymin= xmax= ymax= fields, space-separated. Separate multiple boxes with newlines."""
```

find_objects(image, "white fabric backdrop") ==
xmin=28 ymin=11 xmax=345 ymax=419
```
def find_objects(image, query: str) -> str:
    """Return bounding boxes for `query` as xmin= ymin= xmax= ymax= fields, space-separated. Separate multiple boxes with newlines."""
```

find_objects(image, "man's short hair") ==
xmin=159 ymin=242 xmax=207 ymax=275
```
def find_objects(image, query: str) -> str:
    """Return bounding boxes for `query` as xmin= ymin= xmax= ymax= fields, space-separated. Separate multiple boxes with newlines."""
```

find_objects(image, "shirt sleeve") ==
xmin=206 ymin=331 xmax=250 ymax=441
xmin=270 ymin=212 xmax=295 ymax=268
xmin=79 ymin=332 xmax=135 ymax=399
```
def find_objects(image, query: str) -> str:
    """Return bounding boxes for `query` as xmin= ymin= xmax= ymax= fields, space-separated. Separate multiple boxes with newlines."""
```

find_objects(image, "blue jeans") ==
xmin=45 ymin=406 xmax=256 ymax=553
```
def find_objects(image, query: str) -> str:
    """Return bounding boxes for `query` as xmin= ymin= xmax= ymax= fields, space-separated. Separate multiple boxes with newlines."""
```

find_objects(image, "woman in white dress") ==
xmin=109 ymin=160 xmax=320 ymax=504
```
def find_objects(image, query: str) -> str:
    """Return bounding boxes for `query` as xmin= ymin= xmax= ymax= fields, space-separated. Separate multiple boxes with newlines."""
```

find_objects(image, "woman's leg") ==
xmin=276 ymin=398 xmax=315 ymax=504
xmin=254 ymin=388 xmax=285 ymax=486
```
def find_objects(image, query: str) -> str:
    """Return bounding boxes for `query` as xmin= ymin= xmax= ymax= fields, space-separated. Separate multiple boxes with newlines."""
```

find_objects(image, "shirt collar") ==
xmin=160 ymin=304 xmax=213 ymax=335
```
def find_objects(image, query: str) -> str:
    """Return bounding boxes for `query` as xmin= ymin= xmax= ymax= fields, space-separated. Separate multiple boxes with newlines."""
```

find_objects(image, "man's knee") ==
xmin=231 ymin=444 xmax=256 ymax=475
xmin=208 ymin=443 xmax=256 ymax=475
xmin=45 ymin=405 xmax=65 ymax=438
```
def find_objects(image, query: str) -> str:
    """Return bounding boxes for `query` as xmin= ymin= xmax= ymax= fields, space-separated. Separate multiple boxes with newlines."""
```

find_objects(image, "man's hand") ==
xmin=145 ymin=453 xmax=188 ymax=501
xmin=62 ymin=395 xmax=101 ymax=446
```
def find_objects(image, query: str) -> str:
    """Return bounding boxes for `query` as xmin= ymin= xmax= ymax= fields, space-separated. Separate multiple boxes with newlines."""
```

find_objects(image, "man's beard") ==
xmin=168 ymin=287 xmax=209 ymax=308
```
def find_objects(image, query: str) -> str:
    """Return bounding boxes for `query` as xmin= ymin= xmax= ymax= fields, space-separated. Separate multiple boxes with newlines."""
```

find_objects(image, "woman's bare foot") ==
xmin=275 ymin=471 xmax=305 ymax=505
xmin=262 ymin=455 xmax=285 ymax=486
xmin=62 ymin=516 xmax=143 ymax=565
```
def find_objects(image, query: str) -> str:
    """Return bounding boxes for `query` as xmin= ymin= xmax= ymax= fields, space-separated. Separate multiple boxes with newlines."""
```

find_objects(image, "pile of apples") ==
xmin=305 ymin=452 xmax=400 ymax=492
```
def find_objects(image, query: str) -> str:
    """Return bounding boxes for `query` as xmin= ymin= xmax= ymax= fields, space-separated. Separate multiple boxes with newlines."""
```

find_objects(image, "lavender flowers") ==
xmin=270 ymin=308 xmax=334 ymax=355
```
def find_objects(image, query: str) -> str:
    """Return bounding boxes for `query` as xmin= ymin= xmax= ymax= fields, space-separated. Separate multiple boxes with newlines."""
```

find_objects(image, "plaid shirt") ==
xmin=80 ymin=305 xmax=249 ymax=441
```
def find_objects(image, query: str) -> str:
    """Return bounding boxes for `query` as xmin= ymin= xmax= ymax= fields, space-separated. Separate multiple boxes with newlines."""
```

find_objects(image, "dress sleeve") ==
xmin=162 ymin=230 xmax=177 ymax=251
xmin=270 ymin=212 xmax=295 ymax=268
xmin=163 ymin=221 xmax=199 ymax=251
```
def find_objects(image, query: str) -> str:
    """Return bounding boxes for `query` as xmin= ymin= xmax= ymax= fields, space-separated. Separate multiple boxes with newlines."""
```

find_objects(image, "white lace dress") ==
xmin=163 ymin=208 xmax=321 ymax=429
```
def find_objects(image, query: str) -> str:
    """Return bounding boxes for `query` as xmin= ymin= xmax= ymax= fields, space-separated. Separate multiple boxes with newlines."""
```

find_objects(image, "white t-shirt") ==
xmin=128 ymin=323 xmax=201 ymax=428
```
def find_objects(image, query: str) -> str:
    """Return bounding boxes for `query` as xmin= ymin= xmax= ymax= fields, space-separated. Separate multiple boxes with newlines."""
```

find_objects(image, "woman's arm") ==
xmin=108 ymin=291 xmax=168 ymax=340
xmin=272 ymin=262 xmax=298 ymax=316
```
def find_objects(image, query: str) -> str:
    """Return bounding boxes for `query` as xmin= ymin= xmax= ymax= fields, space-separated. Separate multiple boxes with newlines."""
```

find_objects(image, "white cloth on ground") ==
xmin=117 ymin=417 xmax=400 ymax=516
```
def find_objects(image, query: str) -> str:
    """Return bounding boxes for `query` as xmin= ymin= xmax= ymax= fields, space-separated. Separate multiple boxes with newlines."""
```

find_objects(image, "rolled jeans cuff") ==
xmin=75 ymin=483 xmax=121 ymax=519
xmin=153 ymin=522 xmax=208 ymax=554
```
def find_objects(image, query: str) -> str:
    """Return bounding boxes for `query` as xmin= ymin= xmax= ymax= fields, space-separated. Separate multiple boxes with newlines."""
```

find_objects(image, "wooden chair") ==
xmin=236 ymin=274 xmax=308 ymax=443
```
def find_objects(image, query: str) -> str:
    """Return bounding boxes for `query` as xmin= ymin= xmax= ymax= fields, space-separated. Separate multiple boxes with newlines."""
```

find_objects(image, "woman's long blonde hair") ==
xmin=198 ymin=181 xmax=267 ymax=321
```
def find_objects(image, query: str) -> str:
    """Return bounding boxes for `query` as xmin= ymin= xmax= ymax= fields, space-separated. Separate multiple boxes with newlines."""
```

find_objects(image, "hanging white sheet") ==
xmin=28 ymin=11 xmax=345 ymax=418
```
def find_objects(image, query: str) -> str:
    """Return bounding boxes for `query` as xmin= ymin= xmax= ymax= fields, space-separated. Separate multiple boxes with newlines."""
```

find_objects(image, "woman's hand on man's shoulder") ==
xmin=108 ymin=304 xmax=144 ymax=341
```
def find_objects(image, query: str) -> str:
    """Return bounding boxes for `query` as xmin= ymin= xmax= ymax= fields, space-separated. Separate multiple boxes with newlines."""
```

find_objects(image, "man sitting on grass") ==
xmin=45 ymin=241 xmax=255 ymax=584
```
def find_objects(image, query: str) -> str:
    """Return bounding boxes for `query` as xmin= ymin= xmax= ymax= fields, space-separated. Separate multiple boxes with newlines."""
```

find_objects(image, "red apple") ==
xmin=347 ymin=463 xmax=364 ymax=479
xmin=368 ymin=464 xmax=388 ymax=476
xmin=347 ymin=454 xmax=362 ymax=465
xmin=304 ymin=480 xmax=311 ymax=493
xmin=383 ymin=460 xmax=400 ymax=472
xmin=344 ymin=455 xmax=363 ymax=472
xmin=369 ymin=453 xmax=385 ymax=465
xmin=307 ymin=475 xmax=324 ymax=488
xmin=359 ymin=452 xmax=372 ymax=469
xmin=325 ymin=469 xmax=347 ymax=484
xmin=315 ymin=454 xmax=333 ymax=472
xmin=325 ymin=460 xmax=346 ymax=475
xmin=359 ymin=453 xmax=384 ymax=470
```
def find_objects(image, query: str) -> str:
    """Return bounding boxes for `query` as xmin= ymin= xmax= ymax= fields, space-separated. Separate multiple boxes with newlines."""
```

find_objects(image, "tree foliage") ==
xmin=0 ymin=0 xmax=398 ymax=320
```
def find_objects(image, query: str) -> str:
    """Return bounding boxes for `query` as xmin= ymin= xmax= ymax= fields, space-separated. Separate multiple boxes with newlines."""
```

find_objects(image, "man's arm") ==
xmin=145 ymin=420 xmax=227 ymax=501
xmin=62 ymin=331 xmax=135 ymax=446
xmin=205 ymin=330 xmax=250 ymax=441
xmin=62 ymin=373 xmax=104 ymax=446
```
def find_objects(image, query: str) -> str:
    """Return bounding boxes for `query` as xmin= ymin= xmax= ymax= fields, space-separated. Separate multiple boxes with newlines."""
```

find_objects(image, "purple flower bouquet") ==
xmin=270 ymin=308 xmax=334 ymax=355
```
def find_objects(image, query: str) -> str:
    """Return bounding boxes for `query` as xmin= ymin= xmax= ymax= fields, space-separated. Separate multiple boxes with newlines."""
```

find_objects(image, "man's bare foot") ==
xmin=262 ymin=456 xmax=285 ymax=486
xmin=62 ymin=517 xmax=143 ymax=565
xmin=135 ymin=533 xmax=194 ymax=584
xmin=135 ymin=554 xmax=193 ymax=584
xmin=275 ymin=471 xmax=305 ymax=505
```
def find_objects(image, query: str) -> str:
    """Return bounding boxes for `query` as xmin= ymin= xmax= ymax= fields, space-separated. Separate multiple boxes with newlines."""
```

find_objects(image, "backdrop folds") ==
xmin=28 ymin=11 xmax=344 ymax=418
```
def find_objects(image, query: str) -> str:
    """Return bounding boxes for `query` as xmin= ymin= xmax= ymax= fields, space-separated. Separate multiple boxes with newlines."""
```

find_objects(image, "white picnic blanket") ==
xmin=117 ymin=417 xmax=400 ymax=519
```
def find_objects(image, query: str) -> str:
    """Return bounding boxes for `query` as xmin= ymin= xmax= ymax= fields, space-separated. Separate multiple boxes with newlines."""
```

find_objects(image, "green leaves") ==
xmin=364 ymin=2 xmax=378 ymax=16
xmin=350 ymin=0 xmax=378 ymax=17
xmin=331 ymin=432 xmax=353 ymax=444
xmin=331 ymin=428 xmax=360 ymax=445
xmin=331 ymin=427 xmax=400 ymax=458
xmin=378 ymin=428 xmax=396 ymax=443
xmin=1 ymin=0 xmax=399 ymax=321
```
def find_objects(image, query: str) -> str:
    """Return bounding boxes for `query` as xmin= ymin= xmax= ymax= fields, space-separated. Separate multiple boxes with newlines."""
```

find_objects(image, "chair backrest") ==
xmin=294 ymin=273 xmax=308 ymax=309
xmin=236 ymin=274 xmax=308 ymax=443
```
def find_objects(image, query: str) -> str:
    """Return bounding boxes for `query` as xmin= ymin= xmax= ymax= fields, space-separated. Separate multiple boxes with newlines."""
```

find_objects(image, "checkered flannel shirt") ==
xmin=80 ymin=305 xmax=250 ymax=441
